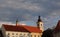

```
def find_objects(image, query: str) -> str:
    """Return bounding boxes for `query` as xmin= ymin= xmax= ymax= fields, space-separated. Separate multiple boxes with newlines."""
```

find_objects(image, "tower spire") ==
xmin=37 ymin=16 xmax=44 ymax=32
xmin=38 ymin=16 xmax=42 ymax=22
xmin=16 ymin=18 xmax=18 ymax=26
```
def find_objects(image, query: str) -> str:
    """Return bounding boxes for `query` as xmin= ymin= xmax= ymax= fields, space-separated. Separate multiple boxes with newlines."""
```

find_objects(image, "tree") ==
xmin=0 ymin=29 xmax=3 ymax=37
xmin=42 ymin=28 xmax=53 ymax=37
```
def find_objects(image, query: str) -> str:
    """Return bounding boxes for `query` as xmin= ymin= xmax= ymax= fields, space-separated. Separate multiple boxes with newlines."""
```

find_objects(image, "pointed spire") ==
xmin=16 ymin=18 xmax=18 ymax=26
xmin=56 ymin=20 xmax=60 ymax=27
xmin=38 ymin=16 xmax=42 ymax=22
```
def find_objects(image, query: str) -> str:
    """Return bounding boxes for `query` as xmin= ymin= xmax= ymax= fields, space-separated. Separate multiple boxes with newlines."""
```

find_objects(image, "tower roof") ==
xmin=16 ymin=18 xmax=19 ymax=26
xmin=37 ymin=16 xmax=42 ymax=22
xmin=54 ymin=20 xmax=60 ymax=32
xmin=16 ymin=18 xmax=18 ymax=23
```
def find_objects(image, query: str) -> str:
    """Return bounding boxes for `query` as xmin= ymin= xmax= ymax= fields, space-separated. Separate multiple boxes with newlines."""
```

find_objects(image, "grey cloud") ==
xmin=0 ymin=0 xmax=44 ymax=11
xmin=0 ymin=0 xmax=60 ymax=29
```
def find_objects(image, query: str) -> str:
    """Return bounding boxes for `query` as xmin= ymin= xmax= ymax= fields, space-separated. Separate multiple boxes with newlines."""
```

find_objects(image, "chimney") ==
xmin=16 ymin=19 xmax=18 ymax=26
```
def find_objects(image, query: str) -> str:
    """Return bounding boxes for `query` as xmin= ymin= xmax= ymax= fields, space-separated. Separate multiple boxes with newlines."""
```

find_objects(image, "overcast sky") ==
xmin=0 ymin=0 xmax=60 ymax=29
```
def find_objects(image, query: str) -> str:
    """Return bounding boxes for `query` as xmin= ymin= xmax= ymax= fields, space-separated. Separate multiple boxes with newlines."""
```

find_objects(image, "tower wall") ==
xmin=38 ymin=22 xmax=44 ymax=32
xmin=37 ymin=16 xmax=44 ymax=32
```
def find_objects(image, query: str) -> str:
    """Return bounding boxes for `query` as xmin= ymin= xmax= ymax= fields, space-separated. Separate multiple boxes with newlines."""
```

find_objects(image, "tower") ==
xmin=37 ymin=16 xmax=44 ymax=32
xmin=16 ymin=18 xmax=18 ymax=26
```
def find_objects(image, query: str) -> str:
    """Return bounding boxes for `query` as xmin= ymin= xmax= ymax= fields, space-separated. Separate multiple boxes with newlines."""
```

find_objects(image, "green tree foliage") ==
xmin=42 ymin=28 xmax=53 ymax=37
xmin=0 ymin=29 xmax=3 ymax=37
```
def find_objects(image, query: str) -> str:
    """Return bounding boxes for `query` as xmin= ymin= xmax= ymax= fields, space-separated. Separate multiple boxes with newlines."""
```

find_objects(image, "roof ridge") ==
xmin=2 ymin=24 xmax=42 ymax=33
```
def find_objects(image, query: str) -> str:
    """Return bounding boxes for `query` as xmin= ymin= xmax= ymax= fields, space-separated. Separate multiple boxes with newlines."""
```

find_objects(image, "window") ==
xmin=34 ymin=35 xmax=36 ymax=37
xmin=31 ymin=35 xmax=32 ymax=37
xmin=7 ymin=35 xmax=10 ymax=37
xmin=28 ymin=34 xmax=30 ymax=36
xmin=24 ymin=34 xmax=26 ymax=35
xmin=12 ymin=33 xmax=14 ymax=35
xmin=8 ymin=33 xmax=10 ymax=35
xmin=7 ymin=33 xmax=10 ymax=37
xmin=16 ymin=33 xmax=18 ymax=35
xmin=20 ymin=34 xmax=22 ymax=35
xmin=38 ymin=35 xmax=40 ymax=37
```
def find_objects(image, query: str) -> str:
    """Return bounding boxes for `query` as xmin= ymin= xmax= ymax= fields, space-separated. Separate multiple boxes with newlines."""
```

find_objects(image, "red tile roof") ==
xmin=3 ymin=24 xmax=29 ymax=32
xmin=54 ymin=20 xmax=60 ymax=32
xmin=3 ymin=24 xmax=42 ymax=33
xmin=22 ymin=25 xmax=42 ymax=33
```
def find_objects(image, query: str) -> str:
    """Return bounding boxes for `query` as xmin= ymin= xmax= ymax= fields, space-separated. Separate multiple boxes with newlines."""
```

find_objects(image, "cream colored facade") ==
xmin=1 ymin=25 xmax=42 ymax=37
xmin=37 ymin=16 xmax=44 ymax=32
xmin=6 ymin=31 xmax=42 ymax=37
xmin=2 ymin=31 xmax=42 ymax=37
xmin=1 ymin=16 xmax=44 ymax=37
xmin=1 ymin=23 xmax=43 ymax=37
xmin=38 ymin=22 xmax=44 ymax=32
xmin=6 ymin=31 xmax=29 ymax=37
xmin=30 ymin=33 xmax=42 ymax=37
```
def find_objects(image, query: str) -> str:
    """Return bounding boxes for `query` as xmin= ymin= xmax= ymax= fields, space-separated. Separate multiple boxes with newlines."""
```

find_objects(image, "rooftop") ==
xmin=3 ymin=24 xmax=42 ymax=33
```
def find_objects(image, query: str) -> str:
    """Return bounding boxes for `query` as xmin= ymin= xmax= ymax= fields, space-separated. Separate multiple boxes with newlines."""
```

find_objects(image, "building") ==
xmin=1 ymin=16 xmax=44 ymax=37
xmin=41 ymin=20 xmax=60 ymax=37
xmin=53 ymin=20 xmax=60 ymax=37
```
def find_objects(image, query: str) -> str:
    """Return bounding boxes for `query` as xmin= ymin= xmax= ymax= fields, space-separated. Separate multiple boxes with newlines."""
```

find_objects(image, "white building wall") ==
xmin=5 ymin=31 xmax=42 ymax=37
xmin=30 ymin=33 xmax=42 ymax=37
xmin=1 ymin=25 xmax=42 ymax=37
xmin=6 ymin=31 xmax=29 ymax=37
xmin=38 ymin=22 xmax=44 ymax=32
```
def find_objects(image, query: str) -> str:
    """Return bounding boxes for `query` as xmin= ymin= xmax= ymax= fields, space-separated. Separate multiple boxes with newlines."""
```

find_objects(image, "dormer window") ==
xmin=8 ymin=33 xmax=10 ymax=35
xmin=41 ymin=24 xmax=42 ymax=26
xmin=12 ymin=33 xmax=14 ymax=35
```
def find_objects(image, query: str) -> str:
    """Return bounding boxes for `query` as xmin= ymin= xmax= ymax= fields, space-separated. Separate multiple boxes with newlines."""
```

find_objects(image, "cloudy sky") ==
xmin=0 ymin=0 xmax=60 ymax=29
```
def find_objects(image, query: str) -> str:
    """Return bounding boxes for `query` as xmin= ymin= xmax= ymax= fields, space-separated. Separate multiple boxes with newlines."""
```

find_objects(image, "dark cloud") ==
xmin=0 ymin=0 xmax=60 ymax=29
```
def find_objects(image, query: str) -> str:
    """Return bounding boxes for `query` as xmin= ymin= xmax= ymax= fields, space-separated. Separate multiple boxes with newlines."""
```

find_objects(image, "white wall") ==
xmin=6 ymin=31 xmax=29 ymax=37
xmin=30 ymin=33 xmax=42 ymax=37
